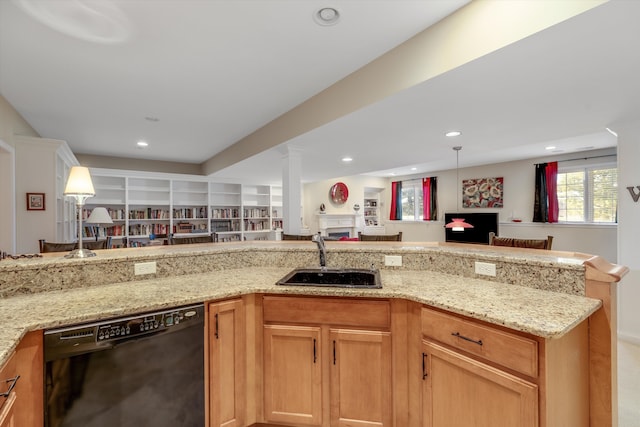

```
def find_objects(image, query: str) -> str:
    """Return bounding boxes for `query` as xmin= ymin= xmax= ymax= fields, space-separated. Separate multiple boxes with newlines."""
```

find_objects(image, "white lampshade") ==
xmin=86 ymin=207 xmax=114 ymax=225
xmin=64 ymin=166 xmax=95 ymax=196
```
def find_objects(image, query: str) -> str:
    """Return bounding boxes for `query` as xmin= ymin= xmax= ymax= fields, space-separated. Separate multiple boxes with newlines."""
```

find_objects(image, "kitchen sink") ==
xmin=276 ymin=268 xmax=382 ymax=289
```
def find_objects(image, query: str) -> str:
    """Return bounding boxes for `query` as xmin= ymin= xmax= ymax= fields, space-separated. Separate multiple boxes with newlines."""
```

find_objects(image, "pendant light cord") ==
xmin=453 ymin=146 xmax=462 ymax=212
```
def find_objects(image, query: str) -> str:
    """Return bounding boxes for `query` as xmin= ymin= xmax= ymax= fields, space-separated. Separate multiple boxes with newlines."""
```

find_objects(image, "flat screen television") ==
xmin=444 ymin=212 xmax=499 ymax=245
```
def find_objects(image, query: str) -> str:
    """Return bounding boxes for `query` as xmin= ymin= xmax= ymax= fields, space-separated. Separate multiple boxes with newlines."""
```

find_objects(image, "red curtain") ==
xmin=390 ymin=181 xmax=400 ymax=220
xmin=422 ymin=177 xmax=438 ymax=221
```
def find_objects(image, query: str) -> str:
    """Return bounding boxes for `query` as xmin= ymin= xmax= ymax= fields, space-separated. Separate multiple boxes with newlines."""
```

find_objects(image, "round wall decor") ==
xmin=330 ymin=182 xmax=349 ymax=204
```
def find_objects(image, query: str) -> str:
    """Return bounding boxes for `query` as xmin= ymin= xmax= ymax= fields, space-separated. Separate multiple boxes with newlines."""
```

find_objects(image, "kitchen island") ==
xmin=0 ymin=241 xmax=627 ymax=427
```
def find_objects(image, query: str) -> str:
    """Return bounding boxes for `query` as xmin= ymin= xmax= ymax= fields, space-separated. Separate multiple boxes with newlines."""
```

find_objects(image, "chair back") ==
xmin=83 ymin=237 xmax=112 ymax=250
xmin=488 ymin=232 xmax=553 ymax=250
xmin=282 ymin=234 xmax=313 ymax=241
xmin=40 ymin=237 xmax=113 ymax=253
xmin=358 ymin=232 xmax=402 ymax=241
xmin=39 ymin=240 xmax=76 ymax=253
xmin=169 ymin=234 xmax=215 ymax=245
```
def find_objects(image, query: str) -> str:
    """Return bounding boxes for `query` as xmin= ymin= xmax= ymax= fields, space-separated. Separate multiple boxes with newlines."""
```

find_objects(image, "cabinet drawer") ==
xmin=421 ymin=307 xmax=538 ymax=377
xmin=263 ymin=296 xmax=390 ymax=328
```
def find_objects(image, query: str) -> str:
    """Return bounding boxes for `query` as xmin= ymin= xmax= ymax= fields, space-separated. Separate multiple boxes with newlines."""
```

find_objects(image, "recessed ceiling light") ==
xmin=145 ymin=116 xmax=159 ymax=122
xmin=411 ymin=167 xmax=417 ymax=171
xmin=445 ymin=131 xmax=461 ymax=137
xmin=137 ymin=141 xmax=148 ymax=148
xmin=313 ymin=7 xmax=340 ymax=26
xmin=341 ymin=156 xmax=353 ymax=163
xmin=545 ymin=146 xmax=556 ymax=150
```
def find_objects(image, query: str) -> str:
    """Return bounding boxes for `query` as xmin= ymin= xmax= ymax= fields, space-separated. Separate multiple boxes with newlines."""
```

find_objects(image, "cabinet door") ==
xmin=209 ymin=299 xmax=245 ymax=427
xmin=330 ymin=329 xmax=392 ymax=427
xmin=0 ymin=354 xmax=17 ymax=427
xmin=422 ymin=340 xmax=538 ymax=427
xmin=263 ymin=325 xmax=322 ymax=426
xmin=0 ymin=393 xmax=16 ymax=427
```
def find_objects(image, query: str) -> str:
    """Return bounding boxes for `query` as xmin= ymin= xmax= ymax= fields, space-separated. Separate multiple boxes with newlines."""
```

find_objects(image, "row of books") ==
xmin=173 ymin=207 xmax=207 ymax=219
xmin=128 ymin=223 xmax=171 ymax=236
xmin=244 ymin=219 xmax=270 ymax=231
xmin=211 ymin=208 xmax=240 ymax=219
xmin=244 ymin=208 xmax=270 ymax=218
xmin=129 ymin=209 xmax=170 ymax=219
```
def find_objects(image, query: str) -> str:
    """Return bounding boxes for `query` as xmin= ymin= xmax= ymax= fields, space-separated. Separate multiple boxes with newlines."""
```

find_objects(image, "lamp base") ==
xmin=64 ymin=248 xmax=96 ymax=258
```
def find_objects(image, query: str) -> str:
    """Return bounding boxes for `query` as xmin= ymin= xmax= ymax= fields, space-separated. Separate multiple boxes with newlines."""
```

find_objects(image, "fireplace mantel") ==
xmin=317 ymin=213 xmax=358 ymax=237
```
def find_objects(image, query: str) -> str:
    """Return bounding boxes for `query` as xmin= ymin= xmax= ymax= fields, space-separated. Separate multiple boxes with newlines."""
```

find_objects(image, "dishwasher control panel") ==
xmin=96 ymin=306 xmax=201 ymax=341
xmin=44 ymin=304 xmax=204 ymax=361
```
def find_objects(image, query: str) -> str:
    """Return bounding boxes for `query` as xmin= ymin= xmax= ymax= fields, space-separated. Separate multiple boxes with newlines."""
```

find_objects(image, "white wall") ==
xmin=15 ymin=137 xmax=62 ymax=253
xmin=0 ymin=140 xmax=16 ymax=253
xmin=616 ymin=121 xmax=640 ymax=344
xmin=303 ymin=175 xmax=388 ymax=234
xmin=303 ymin=148 xmax=617 ymax=262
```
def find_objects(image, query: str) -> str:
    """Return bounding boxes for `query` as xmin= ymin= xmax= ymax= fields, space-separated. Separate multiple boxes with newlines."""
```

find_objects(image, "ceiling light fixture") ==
xmin=545 ymin=146 xmax=556 ymax=150
xmin=341 ymin=156 xmax=353 ymax=163
xmin=137 ymin=141 xmax=148 ymax=148
xmin=313 ymin=7 xmax=340 ymax=26
xmin=445 ymin=146 xmax=473 ymax=232
xmin=445 ymin=131 xmax=461 ymax=137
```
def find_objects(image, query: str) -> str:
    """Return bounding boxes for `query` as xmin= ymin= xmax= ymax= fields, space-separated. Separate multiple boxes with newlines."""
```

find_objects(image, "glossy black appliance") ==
xmin=44 ymin=304 xmax=205 ymax=427
xmin=444 ymin=212 xmax=499 ymax=244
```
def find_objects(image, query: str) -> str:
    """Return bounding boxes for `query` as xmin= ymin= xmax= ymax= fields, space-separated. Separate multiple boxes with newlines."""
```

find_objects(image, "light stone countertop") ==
xmin=0 ymin=266 xmax=601 ymax=367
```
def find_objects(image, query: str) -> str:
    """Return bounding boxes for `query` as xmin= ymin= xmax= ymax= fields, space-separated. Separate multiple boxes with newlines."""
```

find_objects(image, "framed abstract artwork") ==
xmin=462 ymin=177 xmax=503 ymax=208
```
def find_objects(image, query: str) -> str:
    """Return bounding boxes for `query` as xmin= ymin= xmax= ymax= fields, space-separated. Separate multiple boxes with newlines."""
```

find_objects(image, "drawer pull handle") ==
xmin=214 ymin=314 xmax=219 ymax=339
xmin=451 ymin=332 xmax=483 ymax=346
xmin=333 ymin=340 xmax=336 ymax=365
xmin=0 ymin=376 xmax=19 ymax=398
xmin=313 ymin=339 xmax=317 ymax=364
xmin=422 ymin=353 xmax=428 ymax=379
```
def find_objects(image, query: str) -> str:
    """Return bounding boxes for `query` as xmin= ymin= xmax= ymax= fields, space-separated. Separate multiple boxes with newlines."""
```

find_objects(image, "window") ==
xmin=401 ymin=180 xmax=423 ymax=220
xmin=557 ymin=165 xmax=617 ymax=223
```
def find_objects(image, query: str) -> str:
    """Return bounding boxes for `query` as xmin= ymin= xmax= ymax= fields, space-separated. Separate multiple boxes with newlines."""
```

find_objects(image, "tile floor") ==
xmin=619 ymin=340 xmax=640 ymax=427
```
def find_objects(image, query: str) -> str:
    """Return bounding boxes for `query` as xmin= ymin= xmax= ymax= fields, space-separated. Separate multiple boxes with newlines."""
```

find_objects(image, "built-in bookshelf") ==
xmin=85 ymin=170 xmax=283 ymax=246
xmin=363 ymin=188 xmax=384 ymax=232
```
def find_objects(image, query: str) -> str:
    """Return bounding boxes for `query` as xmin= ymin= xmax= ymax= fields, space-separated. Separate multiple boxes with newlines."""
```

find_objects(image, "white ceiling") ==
xmin=1 ymin=1 xmax=637 ymax=184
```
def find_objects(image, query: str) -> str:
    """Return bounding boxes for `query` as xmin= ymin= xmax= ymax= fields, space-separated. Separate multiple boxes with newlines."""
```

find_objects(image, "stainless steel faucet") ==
xmin=311 ymin=232 xmax=327 ymax=270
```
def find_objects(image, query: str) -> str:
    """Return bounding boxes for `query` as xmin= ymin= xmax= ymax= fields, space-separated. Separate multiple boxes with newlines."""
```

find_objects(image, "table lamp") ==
xmin=64 ymin=166 xmax=96 ymax=258
xmin=85 ymin=207 xmax=114 ymax=241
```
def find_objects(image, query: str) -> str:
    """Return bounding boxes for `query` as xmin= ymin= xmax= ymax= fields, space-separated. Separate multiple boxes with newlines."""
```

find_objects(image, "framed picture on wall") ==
xmin=26 ymin=192 xmax=45 ymax=211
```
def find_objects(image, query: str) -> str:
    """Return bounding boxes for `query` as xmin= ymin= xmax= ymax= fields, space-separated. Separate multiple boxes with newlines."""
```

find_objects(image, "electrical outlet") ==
xmin=134 ymin=261 xmax=157 ymax=275
xmin=384 ymin=255 xmax=402 ymax=267
xmin=475 ymin=261 xmax=496 ymax=277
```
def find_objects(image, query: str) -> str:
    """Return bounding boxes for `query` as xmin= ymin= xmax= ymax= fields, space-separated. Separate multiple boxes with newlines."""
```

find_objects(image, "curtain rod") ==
xmin=535 ymin=153 xmax=616 ymax=166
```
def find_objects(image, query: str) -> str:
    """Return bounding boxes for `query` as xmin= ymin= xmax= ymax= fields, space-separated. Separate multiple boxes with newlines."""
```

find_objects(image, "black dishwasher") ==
xmin=44 ymin=304 xmax=205 ymax=427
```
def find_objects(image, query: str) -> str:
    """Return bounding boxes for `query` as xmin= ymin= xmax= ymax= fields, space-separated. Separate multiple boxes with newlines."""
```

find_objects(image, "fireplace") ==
xmin=317 ymin=214 xmax=358 ymax=238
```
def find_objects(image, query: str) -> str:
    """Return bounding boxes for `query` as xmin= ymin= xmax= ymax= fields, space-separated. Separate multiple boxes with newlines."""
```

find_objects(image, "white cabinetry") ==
xmin=210 ymin=183 xmax=242 ymax=242
xmin=86 ymin=169 xmax=283 ymax=246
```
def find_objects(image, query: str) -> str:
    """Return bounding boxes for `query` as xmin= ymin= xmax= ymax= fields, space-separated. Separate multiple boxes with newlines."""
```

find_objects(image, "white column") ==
xmin=282 ymin=147 xmax=303 ymax=235
xmin=615 ymin=120 xmax=640 ymax=343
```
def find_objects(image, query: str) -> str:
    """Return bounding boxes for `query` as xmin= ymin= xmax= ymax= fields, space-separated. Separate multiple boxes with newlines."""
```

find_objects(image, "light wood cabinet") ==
xmin=330 ymin=329 xmax=392 ymax=427
xmin=0 ymin=331 xmax=43 ymax=427
xmin=421 ymin=340 xmax=538 ymax=427
xmin=208 ymin=299 xmax=246 ymax=427
xmin=0 ymin=352 xmax=17 ymax=427
xmin=413 ymin=306 xmax=590 ymax=427
xmin=263 ymin=325 xmax=322 ymax=426
xmin=262 ymin=296 xmax=393 ymax=427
